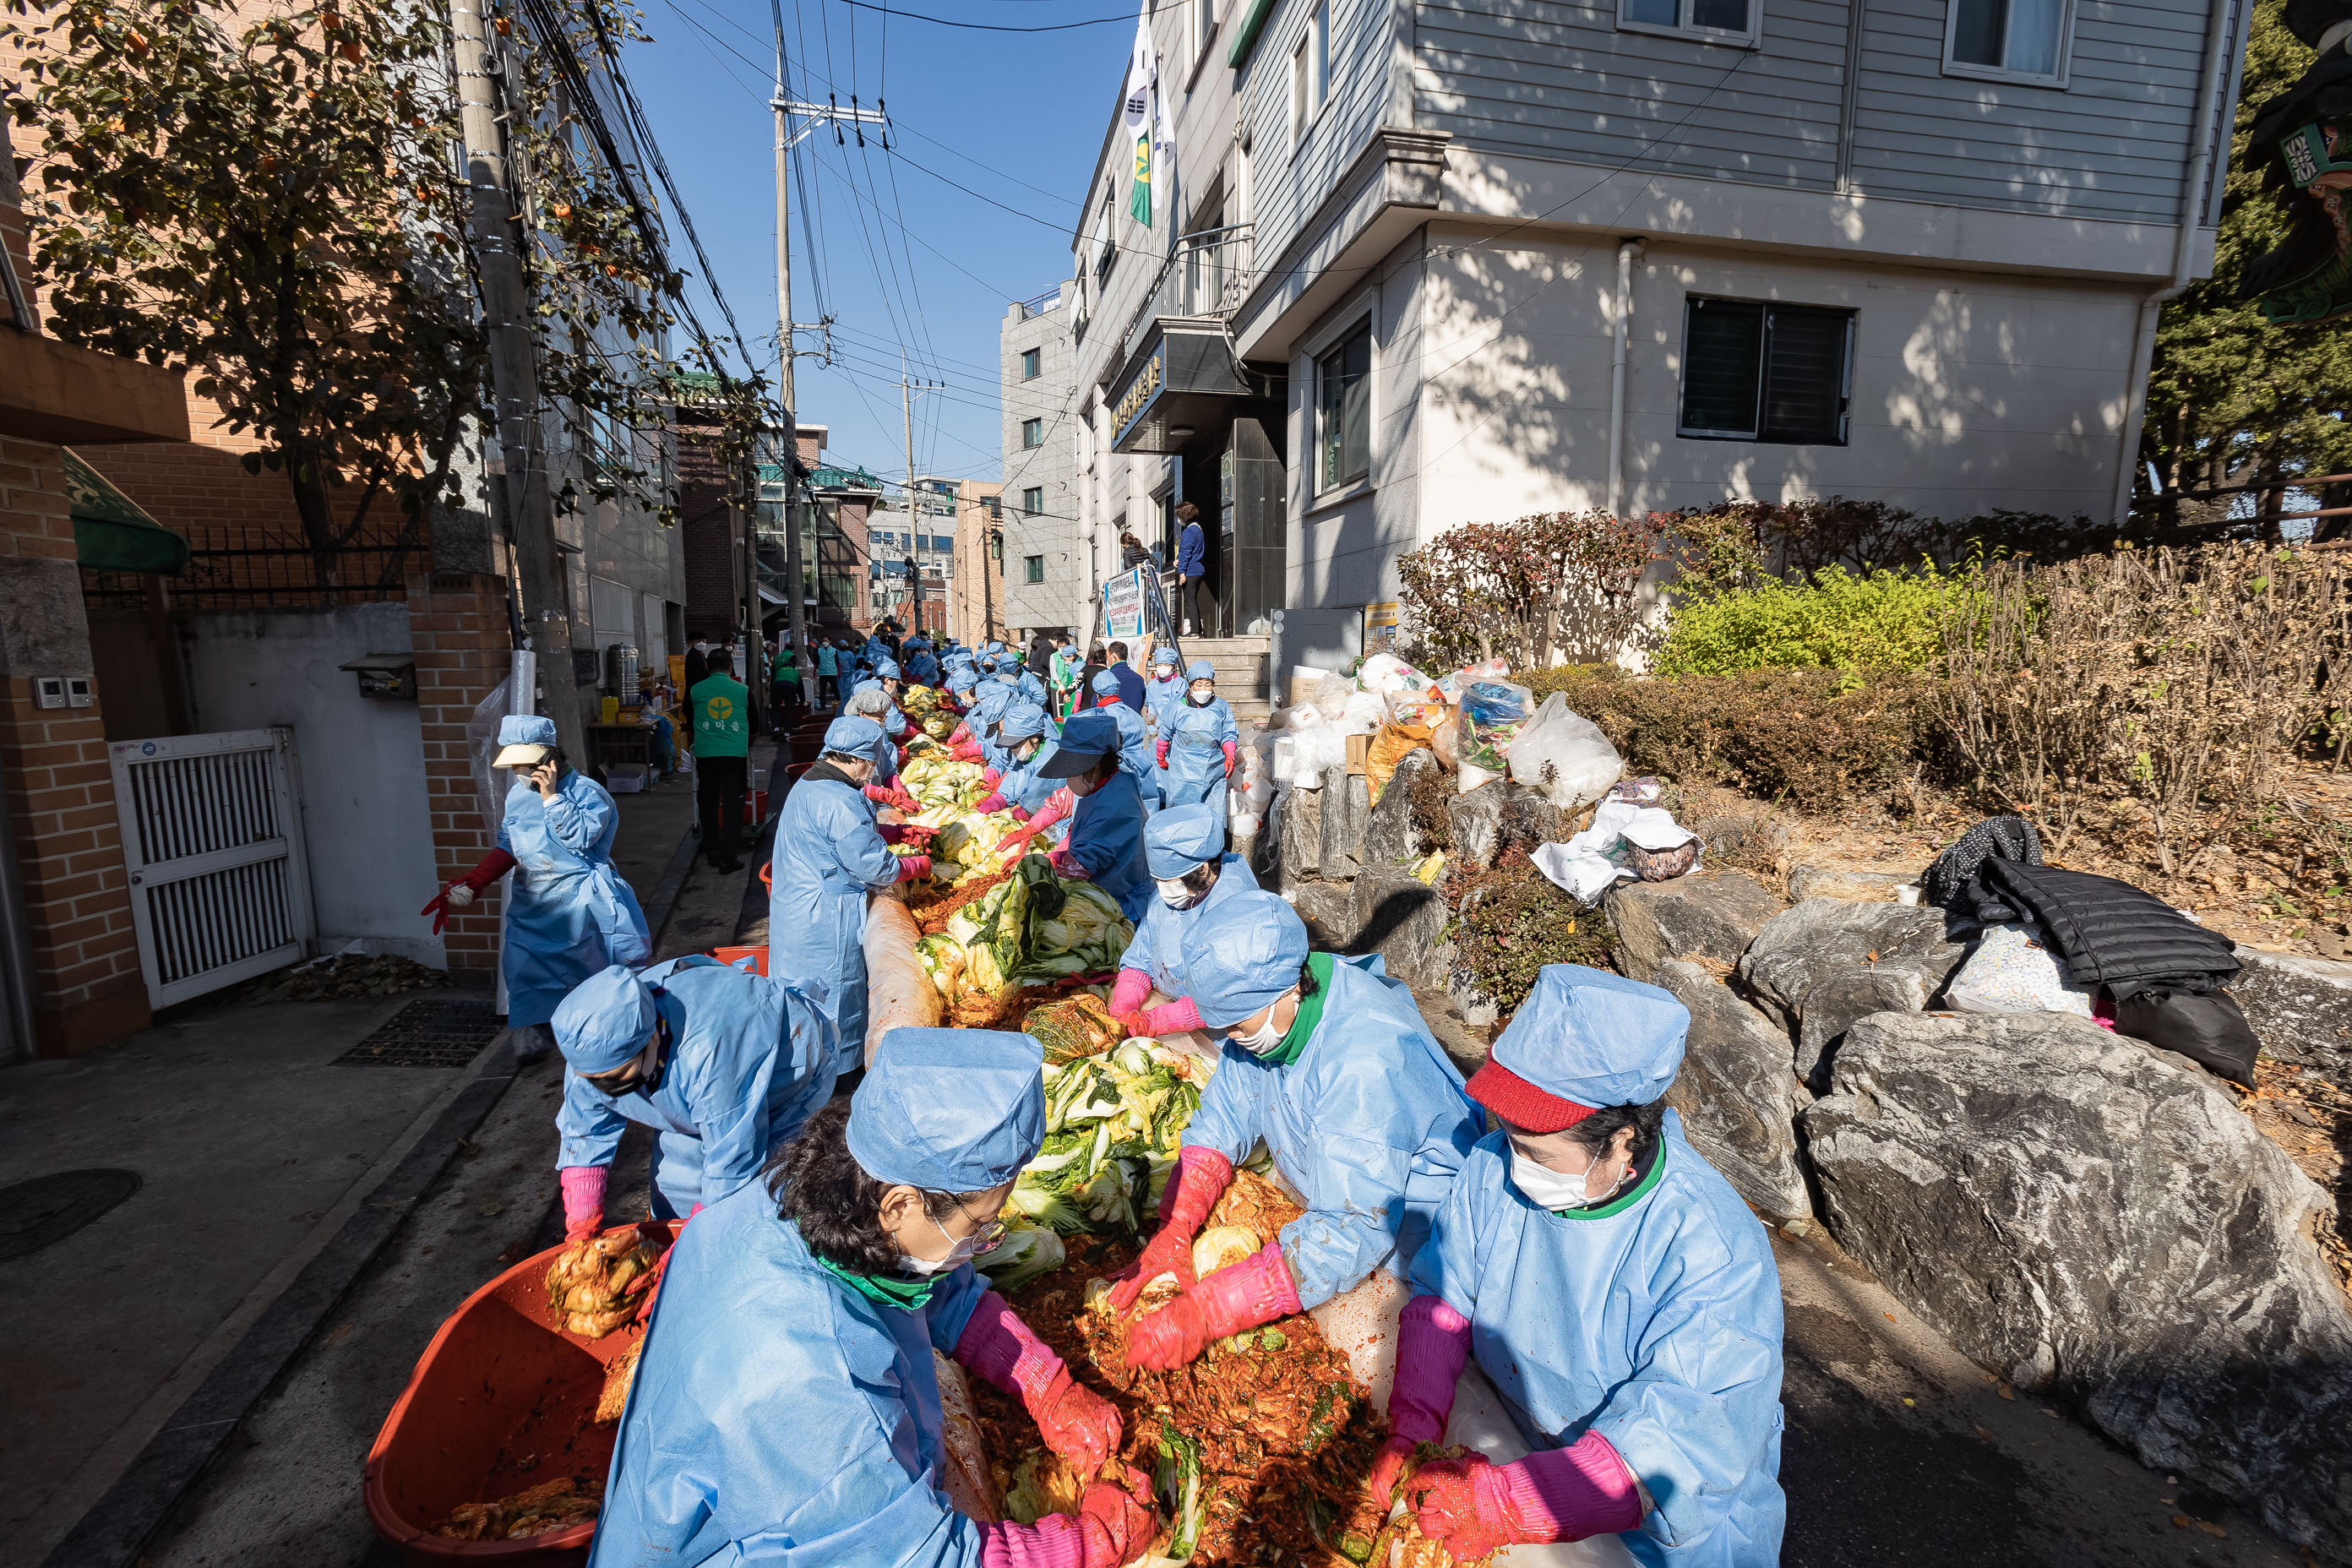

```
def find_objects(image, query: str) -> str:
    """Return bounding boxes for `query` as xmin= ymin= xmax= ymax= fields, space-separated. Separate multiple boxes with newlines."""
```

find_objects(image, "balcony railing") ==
xmin=1015 ymin=286 xmax=1064 ymax=322
xmin=1120 ymin=223 xmax=1253 ymax=370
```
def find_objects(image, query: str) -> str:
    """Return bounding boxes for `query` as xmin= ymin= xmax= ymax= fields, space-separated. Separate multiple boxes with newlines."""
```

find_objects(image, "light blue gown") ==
xmin=498 ymin=772 xmax=651 ymax=1029
xmin=588 ymin=1180 xmax=989 ymax=1568
xmin=1407 ymin=1115 xmax=1786 ymax=1568
xmin=1062 ymin=772 xmax=1152 ymax=924
xmin=1142 ymin=673 xmax=1185 ymax=799
xmin=554 ymin=956 xmax=838 ymax=1219
xmin=1097 ymin=700 xmax=1157 ymax=812
xmin=1180 ymin=956 xmax=1480 ymax=1307
xmin=1117 ymin=853 xmax=1259 ymax=1001
xmin=768 ymin=775 xmax=902 ymax=1075
xmin=1161 ymin=703 xmax=1233 ymax=814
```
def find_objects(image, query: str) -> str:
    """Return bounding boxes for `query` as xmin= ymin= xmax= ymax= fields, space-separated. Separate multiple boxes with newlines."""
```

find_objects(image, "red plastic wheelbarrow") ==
xmin=363 ymin=1222 xmax=679 ymax=1565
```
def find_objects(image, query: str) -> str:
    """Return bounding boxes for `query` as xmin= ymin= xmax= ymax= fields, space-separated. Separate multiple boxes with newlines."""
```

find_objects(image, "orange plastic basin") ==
xmin=708 ymin=945 xmax=766 ymax=975
xmin=363 ymin=1222 xmax=678 ymax=1565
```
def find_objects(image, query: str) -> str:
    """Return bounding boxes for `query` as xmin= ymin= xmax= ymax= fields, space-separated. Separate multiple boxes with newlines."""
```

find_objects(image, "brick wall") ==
xmin=407 ymin=571 xmax=514 ymax=977
xmin=0 ymin=436 xmax=150 ymax=1053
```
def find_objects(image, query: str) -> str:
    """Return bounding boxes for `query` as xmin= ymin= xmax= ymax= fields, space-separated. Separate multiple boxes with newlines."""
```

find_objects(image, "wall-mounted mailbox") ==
xmin=338 ymin=654 xmax=418 ymax=700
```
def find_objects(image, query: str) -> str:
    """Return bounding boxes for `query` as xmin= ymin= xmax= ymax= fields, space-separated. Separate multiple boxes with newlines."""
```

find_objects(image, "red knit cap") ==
xmin=1464 ymin=1058 xmax=1598 ymax=1135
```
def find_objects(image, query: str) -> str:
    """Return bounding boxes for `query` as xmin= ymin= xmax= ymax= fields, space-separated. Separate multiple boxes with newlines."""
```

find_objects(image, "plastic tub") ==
xmin=709 ymin=945 xmax=766 ymax=975
xmin=363 ymin=1222 xmax=678 ymax=1565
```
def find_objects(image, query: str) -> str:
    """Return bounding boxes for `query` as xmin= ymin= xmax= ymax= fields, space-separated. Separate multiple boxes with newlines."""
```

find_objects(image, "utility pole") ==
xmin=451 ymin=0 xmax=586 ymax=768
xmin=899 ymin=354 xmax=941 ymax=638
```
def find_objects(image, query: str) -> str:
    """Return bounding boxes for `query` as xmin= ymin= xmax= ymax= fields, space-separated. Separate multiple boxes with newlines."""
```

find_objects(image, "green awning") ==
xmin=1227 ymin=0 xmax=1276 ymax=66
xmin=63 ymin=449 xmax=188 ymax=574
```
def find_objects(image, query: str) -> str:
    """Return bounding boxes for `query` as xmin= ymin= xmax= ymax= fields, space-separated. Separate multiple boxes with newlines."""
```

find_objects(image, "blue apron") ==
xmin=499 ymin=774 xmax=650 ymax=1030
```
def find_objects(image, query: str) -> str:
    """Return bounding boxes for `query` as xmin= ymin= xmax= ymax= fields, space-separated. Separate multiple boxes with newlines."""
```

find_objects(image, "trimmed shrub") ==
xmin=1654 ymin=564 xmax=1958 ymax=685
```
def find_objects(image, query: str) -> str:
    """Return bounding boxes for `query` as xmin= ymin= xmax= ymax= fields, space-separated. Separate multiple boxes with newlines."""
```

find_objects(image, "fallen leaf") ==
xmin=2172 ymin=1516 xmax=2192 ymax=1529
xmin=1995 ymin=1382 xmax=2016 ymax=1401
xmin=1971 ymin=1424 xmax=1995 ymax=1442
xmin=1884 ymin=1311 xmax=1897 ymax=1322
xmin=477 ymin=1200 xmax=504 ymax=1217
xmin=2196 ymin=1522 xmax=2226 ymax=1539
xmin=1901 ymin=1396 xmax=1914 ymax=1407
xmin=2040 ymin=1407 xmax=2057 ymax=1418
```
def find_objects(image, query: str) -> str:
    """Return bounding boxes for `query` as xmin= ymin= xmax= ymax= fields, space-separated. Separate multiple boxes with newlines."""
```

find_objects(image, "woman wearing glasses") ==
xmin=588 ymin=1028 xmax=1157 ymax=1568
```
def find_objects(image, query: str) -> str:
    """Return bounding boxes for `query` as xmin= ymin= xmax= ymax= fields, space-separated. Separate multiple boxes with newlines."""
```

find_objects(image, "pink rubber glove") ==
xmin=862 ymin=783 xmax=900 ymax=808
xmin=1222 ymin=741 xmax=1238 ymax=777
xmin=1125 ymin=1240 xmax=1301 ymax=1372
xmin=1047 ymin=847 xmax=1088 ymax=880
xmin=948 ymin=722 xmax=972 ymax=747
xmin=951 ymin=740 xmax=984 ymax=762
xmin=1108 ymin=1146 xmax=1232 ymax=1311
xmin=1412 ymin=1435 xmax=1644 ymax=1557
xmin=558 ymin=1165 xmax=608 ymax=1242
xmin=980 ymin=1472 xmax=1157 ymax=1568
xmin=893 ymin=853 xmax=934 ymax=883
xmin=1136 ymin=998 xmax=1201 ymax=1037
xmin=1156 ymin=739 xmax=1170 ymax=769
xmin=1107 ymin=968 xmax=1152 ymax=1017
xmin=983 ymin=767 xmax=1004 ymax=788
xmin=1369 ymin=1295 xmax=1473 ymax=1501
xmin=956 ymin=1290 xmax=1121 ymax=1472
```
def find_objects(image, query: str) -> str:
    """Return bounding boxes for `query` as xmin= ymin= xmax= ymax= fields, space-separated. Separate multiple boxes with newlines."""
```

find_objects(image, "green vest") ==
xmin=691 ymin=672 xmax=751 ymax=759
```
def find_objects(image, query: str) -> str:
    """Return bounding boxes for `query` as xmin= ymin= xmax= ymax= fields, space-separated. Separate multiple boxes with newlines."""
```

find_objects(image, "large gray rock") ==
xmin=1803 ymin=1010 xmax=2352 ymax=1557
xmin=1786 ymin=863 xmax=1918 ymax=903
xmin=1447 ymin=781 xmax=1509 ymax=871
xmin=1362 ymin=747 xmax=1439 ymax=865
xmin=1319 ymin=765 xmax=1368 ymax=880
xmin=1277 ymin=783 xmax=1320 ymax=890
xmin=1654 ymin=961 xmax=1813 ymax=1218
xmin=1288 ymin=880 xmax=1359 ymax=948
xmin=1499 ymin=783 xmax=1573 ymax=854
xmin=2233 ymin=947 xmax=2352 ymax=1085
xmin=1606 ymin=873 xmax=1783 ymax=983
xmin=1352 ymin=867 xmax=1451 ymax=990
xmin=1736 ymin=898 xmax=1964 ymax=1091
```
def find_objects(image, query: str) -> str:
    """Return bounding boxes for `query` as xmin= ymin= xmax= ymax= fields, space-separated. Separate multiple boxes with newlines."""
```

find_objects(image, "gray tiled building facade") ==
xmin=999 ymin=282 xmax=1087 ymax=639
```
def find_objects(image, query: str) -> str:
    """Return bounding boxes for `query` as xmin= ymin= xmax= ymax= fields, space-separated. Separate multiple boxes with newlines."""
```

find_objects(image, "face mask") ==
xmin=1014 ymin=739 xmax=1040 ymax=763
xmin=1157 ymin=877 xmax=1206 ymax=911
xmin=1228 ymin=989 xmax=1298 ymax=1055
xmin=1508 ymin=1146 xmax=1596 ymax=1211
xmin=900 ymin=1210 xmax=999 ymax=1275
xmin=1189 ymin=683 xmax=1214 ymax=703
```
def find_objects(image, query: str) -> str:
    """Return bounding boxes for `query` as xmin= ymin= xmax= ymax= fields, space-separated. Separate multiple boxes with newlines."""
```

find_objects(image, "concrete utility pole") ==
xmin=899 ymin=355 xmax=941 ymax=636
xmin=770 ymin=8 xmax=811 ymax=710
xmin=450 ymin=0 xmax=586 ymax=766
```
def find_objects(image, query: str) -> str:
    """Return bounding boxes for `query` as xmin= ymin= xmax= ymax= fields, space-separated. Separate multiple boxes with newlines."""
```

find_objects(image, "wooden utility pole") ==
xmin=450 ymin=0 xmax=585 ymax=765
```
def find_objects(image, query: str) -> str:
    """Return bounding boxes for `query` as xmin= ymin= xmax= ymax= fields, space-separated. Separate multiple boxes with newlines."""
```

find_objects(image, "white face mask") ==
xmin=1157 ymin=877 xmax=1205 ymax=910
xmin=1228 ymin=988 xmax=1298 ymax=1056
xmin=1508 ymin=1147 xmax=1597 ymax=1211
xmin=899 ymin=1210 xmax=994 ymax=1276
xmin=1190 ymin=683 xmax=1214 ymax=702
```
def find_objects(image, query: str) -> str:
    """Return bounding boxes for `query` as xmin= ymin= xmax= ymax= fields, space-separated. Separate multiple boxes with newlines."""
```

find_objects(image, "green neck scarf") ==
xmin=815 ymin=1253 xmax=938 ymax=1310
xmin=1256 ymin=952 xmax=1335 ymax=1069
xmin=1554 ymin=1137 xmax=1668 ymax=1221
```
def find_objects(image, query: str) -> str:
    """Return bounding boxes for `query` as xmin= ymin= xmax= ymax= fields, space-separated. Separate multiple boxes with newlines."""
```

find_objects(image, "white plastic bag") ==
xmin=1312 ymin=672 xmax=1353 ymax=713
xmin=1507 ymin=694 xmax=1625 ymax=808
xmin=1355 ymin=653 xmax=1440 ymax=700
xmin=1337 ymin=689 xmax=1387 ymax=736
xmin=1945 ymin=923 xmax=2095 ymax=1017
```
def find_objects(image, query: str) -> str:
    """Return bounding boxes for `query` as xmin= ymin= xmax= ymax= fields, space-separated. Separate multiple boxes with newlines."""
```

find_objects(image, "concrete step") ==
xmin=1176 ymin=636 xmax=1271 ymax=702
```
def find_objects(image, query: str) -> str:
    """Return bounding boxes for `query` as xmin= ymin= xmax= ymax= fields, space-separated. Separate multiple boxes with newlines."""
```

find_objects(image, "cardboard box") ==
xmin=1346 ymin=733 xmax=1370 ymax=776
xmin=606 ymin=763 xmax=650 ymax=794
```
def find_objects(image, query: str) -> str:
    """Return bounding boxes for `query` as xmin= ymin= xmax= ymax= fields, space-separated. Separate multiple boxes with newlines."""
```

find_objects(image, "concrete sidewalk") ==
xmin=0 ymin=989 xmax=498 ymax=1568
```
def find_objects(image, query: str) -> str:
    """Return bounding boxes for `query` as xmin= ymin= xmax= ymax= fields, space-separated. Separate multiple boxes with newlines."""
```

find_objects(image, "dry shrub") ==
xmin=1522 ymin=664 xmax=1938 ymax=814
xmin=1448 ymin=850 xmax=1620 ymax=1019
xmin=1936 ymin=545 xmax=2352 ymax=874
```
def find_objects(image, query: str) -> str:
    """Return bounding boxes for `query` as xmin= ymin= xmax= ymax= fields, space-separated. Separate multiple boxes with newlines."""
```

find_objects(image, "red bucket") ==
xmin=363 ymin=1222 xmax=680 ymax=1565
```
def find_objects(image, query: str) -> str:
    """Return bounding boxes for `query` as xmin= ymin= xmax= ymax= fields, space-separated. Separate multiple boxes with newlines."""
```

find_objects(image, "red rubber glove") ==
xmin=420 ymin=848 xmax=517 ymax=934
xmin=1369 ymin=1295 xmax=1474 ymax=1502
xmin=558 ymin=1165 xmax=608 ymax=1243
xmin=1222 ymin=741 xmax=1238 ymax=777
xmin=972 ymin=792 xmax=1009 ymax=815
xmin=1136 ymin=998 xmax=1202 ymax=1036
xmin=979 ymin=1470 xmax=1157 ymax=1568
xmin=1047 ymin=846 xmax=1088 ymax=880
xmin=878 ymin=822 xmax=909 ymax=845
xmin=863 ymin=783 xmax=899 ymax=808
xmin=951 ymin=739 xmax=984 ymax=762
xmin=1108 ymin=969 xmax=1152 ymax=1018
xmin=893 ymin=853 xmax=934 ymax=883
xmin=1410 ymin=1434 xmax=1645 ymax=1555
xmin=955 ymin=1290 xmax=1122 ymax=1472
xmin=1108 ymin=1146 xmax=1231 ymax=1311
xmin=892 ymin=782 xmax=922 ymax=813
xmin=1156 ymin=739 xmax=1170 ymax=770
xmin=1125 ymin=1239 xmax=1301 ymax=1372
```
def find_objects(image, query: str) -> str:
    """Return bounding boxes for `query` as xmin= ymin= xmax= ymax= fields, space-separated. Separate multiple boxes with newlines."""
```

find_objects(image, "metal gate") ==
xmin=108 ymin=727 xmax=315 ymax=1009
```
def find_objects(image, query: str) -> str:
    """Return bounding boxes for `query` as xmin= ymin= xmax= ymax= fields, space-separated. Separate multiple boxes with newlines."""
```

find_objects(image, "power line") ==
xmin=838 ymin=1 xmax=1131 ymax=30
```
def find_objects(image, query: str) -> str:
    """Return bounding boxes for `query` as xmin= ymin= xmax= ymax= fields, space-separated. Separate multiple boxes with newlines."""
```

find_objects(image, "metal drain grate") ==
xmin=335 ymin=996 xmax=502 ymax=1068
xmin=0 ymin=1169 xmax=143 ymax=1261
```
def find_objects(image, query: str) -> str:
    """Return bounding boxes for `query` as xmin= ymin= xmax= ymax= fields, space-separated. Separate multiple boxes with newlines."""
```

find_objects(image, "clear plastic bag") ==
xmin=1506 ymin=694 xmax=1624 ymax=808
xmin=1459 ymin=680 xmax=1533 ymax=773
xmin=1945 ymin=923 xmax=2095 ymax=1017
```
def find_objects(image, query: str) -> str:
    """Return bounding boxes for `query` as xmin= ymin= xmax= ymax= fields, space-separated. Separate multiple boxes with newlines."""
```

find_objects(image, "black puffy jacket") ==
xmin=1974 ymin=858 xmax=2239 ymax=997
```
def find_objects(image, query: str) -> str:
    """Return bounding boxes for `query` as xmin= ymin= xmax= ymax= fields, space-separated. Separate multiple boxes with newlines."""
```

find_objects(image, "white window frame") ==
xmin=1616 ymin=0 xmax=1761 ymax=49
xmin=1290 ymin=3 xmax=1328 ymax=150
xmin=1192 ymin=0 xmax=1218 ymax=77
xmin=1940 ymin=0 xmax=2075 ymax=87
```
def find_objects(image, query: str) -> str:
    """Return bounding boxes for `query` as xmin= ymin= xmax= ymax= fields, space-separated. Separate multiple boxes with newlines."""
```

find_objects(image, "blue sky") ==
xmin=619 ymin=0 xmax=1135 ymax=486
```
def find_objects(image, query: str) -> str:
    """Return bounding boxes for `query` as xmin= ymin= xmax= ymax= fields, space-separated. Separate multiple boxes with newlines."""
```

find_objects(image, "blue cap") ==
xmin=1092 ymin=669 xmax=1123 ymax=694
xmin=498 ymin=714 xmax=558 ymax=749
xmin=825 ymin=716 xmax=885 ymax=754
xmin=847 ymin=1027 xmax=1045 ymax=1190
xmin=875 ymin=658 xmax=902 ymax=680
xmin=1478 ymin=966 xmax=1687 ymax=1120
xmin=1154 ymin=647 xmax=1179 ymax=669
xmin=948 ymin=667 xmax=978 ymax=693
xmin=999 ymin=701 xmax=1050 ymax=742
xmin=1180 ymin=890 xmax=1311 ymax=1029
xmin=1053 ymin=709 xmax=1120 ymax=758
xmin=1145 ymin=803 xmax=1225 ymax=879
xmin=1185 ymin=660 xmax=1217 ymax=683
xmin=552 ymin=965 xmax=657 ymax=1075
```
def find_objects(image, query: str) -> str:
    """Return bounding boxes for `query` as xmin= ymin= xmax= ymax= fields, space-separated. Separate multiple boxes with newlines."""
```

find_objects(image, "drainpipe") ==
xmin=1606 ymin=238 xmax=1647 ymax=519
xmin=2110 ymin=0 xmax=2235 ymax=530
